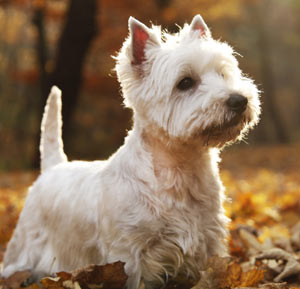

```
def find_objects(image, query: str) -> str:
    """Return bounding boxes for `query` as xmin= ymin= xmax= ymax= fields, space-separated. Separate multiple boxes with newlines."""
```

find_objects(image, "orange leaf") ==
xmin=240 ymin=268 xmax=265 ymax=287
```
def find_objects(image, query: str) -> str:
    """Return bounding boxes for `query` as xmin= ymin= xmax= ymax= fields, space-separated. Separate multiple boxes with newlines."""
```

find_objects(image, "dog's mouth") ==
xmin=202 ymin=114 xmax=245 ymax=137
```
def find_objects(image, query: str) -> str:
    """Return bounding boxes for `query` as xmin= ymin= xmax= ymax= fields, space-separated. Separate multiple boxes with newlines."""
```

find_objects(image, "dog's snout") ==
xmin=226 ymin=94 xmax=248 ymax=113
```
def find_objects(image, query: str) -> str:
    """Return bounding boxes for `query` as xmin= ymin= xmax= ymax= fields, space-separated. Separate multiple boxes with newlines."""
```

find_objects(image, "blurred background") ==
xmin=0 ymin=0 xmax=299 ymax=170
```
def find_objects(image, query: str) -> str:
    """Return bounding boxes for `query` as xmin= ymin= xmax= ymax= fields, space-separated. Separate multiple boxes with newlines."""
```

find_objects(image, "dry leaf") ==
xmin=222 ymin=261 xmax=243 ymax=288
xmin=256 ymin=248 xmax=300 ymax=282
xmin=192 ymin=257 xmax=264 ymax=289
xmin=71 ymin=261 xmax=127 ymax=289
xmin=40 ymin=276 xmax=65 ymax=289
xmin=1 ymin=270 xmax=32 ymax=289
xmin=221 ymin=261 xmax=265 ymax=288
xmin=240 ymin=267 xmax=266 ymax=287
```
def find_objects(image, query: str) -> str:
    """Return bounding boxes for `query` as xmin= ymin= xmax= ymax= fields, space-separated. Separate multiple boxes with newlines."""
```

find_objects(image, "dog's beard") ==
xmin=199 ymin=112 xmax=250 ymax=147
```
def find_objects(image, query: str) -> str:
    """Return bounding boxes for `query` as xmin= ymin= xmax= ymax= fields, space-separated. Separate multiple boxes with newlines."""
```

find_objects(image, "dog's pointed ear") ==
xmin=129 ymin=17 xmax=160 ymax=65
xmin=190 ymin=14 xmax=211 ymax=38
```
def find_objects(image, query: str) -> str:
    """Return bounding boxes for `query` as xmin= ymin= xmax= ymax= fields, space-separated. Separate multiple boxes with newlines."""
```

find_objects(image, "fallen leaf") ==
xmin=222 ymin=261 xmax=243 ymax=288
xmin=256 ymin=248 xmax=300 ymax=282
xmin=71 ymin=261 xmax=127 ymax=289
xmin=240 ymin=267 xmax=266 ymax=287
xmin=1 ymin=270 xmax=32 ymax=289
xmin=193 ymin=257 xmax=264 ymax=289
xmin=40 ymin=276 xmax=64 ymax=289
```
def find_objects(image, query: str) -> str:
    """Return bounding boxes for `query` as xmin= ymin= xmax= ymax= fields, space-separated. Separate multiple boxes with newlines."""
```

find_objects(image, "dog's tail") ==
xmin=40 ymin=86 xmax=67 ymax=173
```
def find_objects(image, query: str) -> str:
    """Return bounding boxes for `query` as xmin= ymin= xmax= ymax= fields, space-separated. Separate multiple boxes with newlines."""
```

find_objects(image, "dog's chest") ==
xmin=146 ymin=163 xmax=222 ymax=253
xmin=130 ymin=195 xmax=213 ymax=279
xmin=145 ymin=172 xmax=216 ymax=249
xmin=155 ymin=162 xmax=218 ymax=207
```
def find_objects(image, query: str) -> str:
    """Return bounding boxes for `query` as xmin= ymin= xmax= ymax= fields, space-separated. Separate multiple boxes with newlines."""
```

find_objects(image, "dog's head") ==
xmin=115 ymin=15 xmax=261 ymax=148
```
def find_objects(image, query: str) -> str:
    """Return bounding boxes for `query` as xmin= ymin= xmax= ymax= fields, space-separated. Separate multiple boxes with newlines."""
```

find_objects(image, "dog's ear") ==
xmin=190 ymin=14 xmax=211 ymax=38
xmin=129 ymin=17 xmax=160 ymax=65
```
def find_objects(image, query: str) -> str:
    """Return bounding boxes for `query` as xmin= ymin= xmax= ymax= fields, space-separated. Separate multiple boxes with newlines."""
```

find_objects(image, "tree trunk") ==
xmin=49 ymin=0 xmax=98 ymax=152
xmin=249 ymin=0 xmax=289 ymax=143
xmin=32 ymin=0 xmax=98 ymax=168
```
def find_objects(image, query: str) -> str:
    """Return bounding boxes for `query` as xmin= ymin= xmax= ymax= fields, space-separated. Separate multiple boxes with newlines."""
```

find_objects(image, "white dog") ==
xmin=2 ymin=15 xmax=260 ymax=289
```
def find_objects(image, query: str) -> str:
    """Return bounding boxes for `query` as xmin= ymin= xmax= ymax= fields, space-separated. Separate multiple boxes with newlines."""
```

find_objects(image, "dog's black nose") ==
xmin=226 ymin=94 xmax=248 ymax=113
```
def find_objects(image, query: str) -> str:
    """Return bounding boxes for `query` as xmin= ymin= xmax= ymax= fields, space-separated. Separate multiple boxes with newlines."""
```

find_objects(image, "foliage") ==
xmin=0 ymin=145 xmax=300 ymax=288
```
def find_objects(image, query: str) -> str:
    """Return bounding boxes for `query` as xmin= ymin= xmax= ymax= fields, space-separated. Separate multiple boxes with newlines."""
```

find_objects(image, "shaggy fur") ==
xmin=2 ymin=15 xmax=260 ymax=289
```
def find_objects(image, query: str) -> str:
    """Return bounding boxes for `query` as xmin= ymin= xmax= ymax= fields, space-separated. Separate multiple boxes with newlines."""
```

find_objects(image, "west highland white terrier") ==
xmin=2 ymin=15 xmax=261 ymax=289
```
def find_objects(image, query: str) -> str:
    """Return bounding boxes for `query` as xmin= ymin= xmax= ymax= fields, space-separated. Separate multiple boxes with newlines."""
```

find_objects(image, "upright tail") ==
xmin=40 ymin=86 xmax=67 ymax=173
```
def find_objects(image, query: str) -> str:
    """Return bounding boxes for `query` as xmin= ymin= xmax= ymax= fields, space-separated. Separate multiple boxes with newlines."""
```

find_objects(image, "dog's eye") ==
xmin=177 ymin=77 xmax=195 ymax=91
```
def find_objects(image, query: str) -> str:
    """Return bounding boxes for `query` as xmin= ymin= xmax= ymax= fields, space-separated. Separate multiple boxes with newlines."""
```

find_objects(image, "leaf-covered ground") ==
xmin=0 ymin=144 xmax=300 ymax=289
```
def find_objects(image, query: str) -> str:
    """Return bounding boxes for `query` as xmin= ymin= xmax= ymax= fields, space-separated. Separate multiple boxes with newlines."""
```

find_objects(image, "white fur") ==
xmin=2 ymin=15 xmax=260 ymax=289
xmin=40 ymin=86 xmax=67 ymax=173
